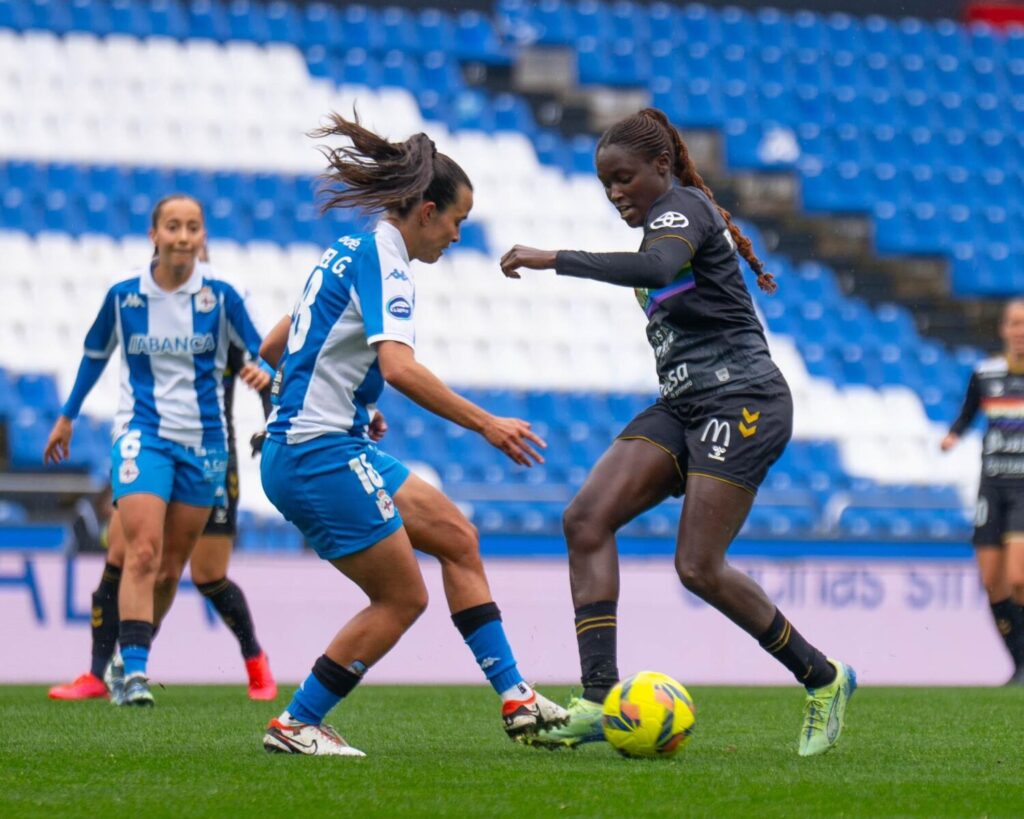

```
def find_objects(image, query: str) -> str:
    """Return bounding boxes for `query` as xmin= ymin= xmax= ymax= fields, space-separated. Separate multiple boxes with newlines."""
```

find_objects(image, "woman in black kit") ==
xmin=500 ymin=108 xmax=855 ymax=756
xmin=941 ymin=299 xmax=1024 ymax=685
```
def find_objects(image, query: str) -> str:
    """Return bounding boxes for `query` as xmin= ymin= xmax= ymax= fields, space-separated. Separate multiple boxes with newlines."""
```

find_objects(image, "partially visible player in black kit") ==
xmin=49 ymin=254 xmax=278 ymax=703
xmin=500 ymin=108 xmax=856 ymax=756
xmin=942 ymin=299 xmax=1024 ymax=685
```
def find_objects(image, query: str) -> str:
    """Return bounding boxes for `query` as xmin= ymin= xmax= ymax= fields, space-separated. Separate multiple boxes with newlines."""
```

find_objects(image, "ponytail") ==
xmin=598 ymin=108 xmax=776 ymax=294
xmin=311 ymin=112 xmax=471 ymax=216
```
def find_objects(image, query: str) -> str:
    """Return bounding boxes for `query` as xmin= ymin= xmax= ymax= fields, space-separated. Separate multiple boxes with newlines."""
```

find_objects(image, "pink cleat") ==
xmin=48 ymin=672 xmax=108 ymax=701
xmin=245 ymin=651 xmax=278 ymax=701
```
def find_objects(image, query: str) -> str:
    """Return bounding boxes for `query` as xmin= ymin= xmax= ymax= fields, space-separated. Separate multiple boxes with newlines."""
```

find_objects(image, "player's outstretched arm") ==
xmin=498 ymin=246 xmax=557 ymax=279
xmin=43 ymin=416 xmax=73 ymax=465
xmin=376 ymin=341 xmax=545 ymax=467
xmin=500 ymin=241 xmax=690 ymax=289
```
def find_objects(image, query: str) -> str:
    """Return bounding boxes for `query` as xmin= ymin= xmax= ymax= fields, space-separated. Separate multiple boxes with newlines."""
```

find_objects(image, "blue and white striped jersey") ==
xmin=267 ymin=221 xmax=416 ymax=445
xmin=83 ymin=262 xmax=264 ymax=450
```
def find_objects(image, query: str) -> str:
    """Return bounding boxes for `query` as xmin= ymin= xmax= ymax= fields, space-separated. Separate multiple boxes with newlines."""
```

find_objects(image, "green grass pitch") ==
xmin=2 ymin=684 xmax=1023 ymax=818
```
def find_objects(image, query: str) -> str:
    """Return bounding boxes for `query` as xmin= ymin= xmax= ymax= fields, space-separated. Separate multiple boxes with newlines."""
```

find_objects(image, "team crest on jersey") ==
xmin=119 ymin=458 xmax=140 ymax=484
xmin=194 ymin=287 xmax=217 ymax=313
xmin=649 ymin=211 xmax=690 ymax=230
xmin=387 ymin=296 xmax=413 ymax=320
xmin=375 ymin=489 xmax=396 ymax=521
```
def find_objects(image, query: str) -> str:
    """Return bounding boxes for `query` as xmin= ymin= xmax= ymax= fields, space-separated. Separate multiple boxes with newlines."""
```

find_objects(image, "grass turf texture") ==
xmin=2 ymin=685 xmax=1023 ymax=818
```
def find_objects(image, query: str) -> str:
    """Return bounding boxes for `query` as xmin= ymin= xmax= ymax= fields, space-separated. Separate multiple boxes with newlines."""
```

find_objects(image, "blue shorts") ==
xmin=110 ymin=430 xmax=228 ymax=508
xmin=261 ymin=435 xmax=410 ymax=561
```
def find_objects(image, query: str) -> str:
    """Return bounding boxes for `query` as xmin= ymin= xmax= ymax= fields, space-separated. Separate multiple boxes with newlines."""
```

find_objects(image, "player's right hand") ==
xmin=43 ymin=416 xmax=73 ymax=465
xmin=481 ymin=416 xmax=547 ymax=467
xmin=940 ymin=433 xmax=959 ymax=452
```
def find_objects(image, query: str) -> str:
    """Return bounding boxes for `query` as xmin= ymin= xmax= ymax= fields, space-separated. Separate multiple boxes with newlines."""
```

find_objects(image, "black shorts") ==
xmin=973 ymin=481 xmax=1024 ymax=547
xmin=203 ymin=447 xmax=239 ymax=537
xmin=618 ymin=372 xmax=793 ymax=495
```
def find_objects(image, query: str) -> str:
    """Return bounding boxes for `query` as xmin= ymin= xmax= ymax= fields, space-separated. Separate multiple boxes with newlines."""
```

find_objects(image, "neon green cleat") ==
xmin=522 ymin=695 xmax=605 ymax=749
xmin=798 ymin=659 xmax=857 ymax=757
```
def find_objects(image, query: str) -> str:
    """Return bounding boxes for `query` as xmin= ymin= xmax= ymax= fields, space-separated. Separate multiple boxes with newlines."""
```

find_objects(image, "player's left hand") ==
xmin=481 ymin=415 xmax=547 ymax=467
xmin=239 ymin=362 xmax=271 ymax=392
xmin=499 ymin=246 xmax=558 ymax=279
xmin=368 ymin=411 xmax=388 ymax=442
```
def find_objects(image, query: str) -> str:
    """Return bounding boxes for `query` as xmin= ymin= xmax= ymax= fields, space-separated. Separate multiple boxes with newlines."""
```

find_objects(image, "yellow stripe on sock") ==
xmin=765 ymin=621 xmax=791 ymax=654
xmin=575 ymin=615 xmax=617 ymax=629
xmin=577 ymin=626 xmax=614 ymax=638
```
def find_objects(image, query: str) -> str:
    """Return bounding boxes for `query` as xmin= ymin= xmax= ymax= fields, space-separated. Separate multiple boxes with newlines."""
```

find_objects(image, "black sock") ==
xmin=575 ymin=601 xmax=619 ymax=704
xmin=119 ymin=619 xmax=154 ymax=650
xmin=196 ymin=577 xmax=262 ymax=659
xmin=990 ymin=598 xmax=1024 ymax=668
xmin=89 ymin=563 xmax=121 ymax=679
xmin=312 ymin=654 xmax=364 ymax=698
xmin=758 ymin=608 xmax=836 ymax=688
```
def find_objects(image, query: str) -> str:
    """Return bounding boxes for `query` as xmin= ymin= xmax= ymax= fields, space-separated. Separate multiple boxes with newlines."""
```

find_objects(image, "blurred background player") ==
xmin=257 ymin=113 xmax=568 ymax=756
xmin=48 ymin=246 xmax=276 ymax=702
xmin=501 ymin=108 xmax=855 ymax=757
xmin=941 ymin=299 xmax=1024 ymax=685
xmin=44 ymin=195 xmax=266 ymax=706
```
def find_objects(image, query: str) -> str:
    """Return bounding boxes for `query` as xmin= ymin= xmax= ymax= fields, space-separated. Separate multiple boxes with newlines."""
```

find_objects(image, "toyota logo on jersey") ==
xmin=649 ymin=211 xmax=690 ymax=230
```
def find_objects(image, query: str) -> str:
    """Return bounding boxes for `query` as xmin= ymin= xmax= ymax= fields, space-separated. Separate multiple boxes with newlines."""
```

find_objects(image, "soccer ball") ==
xmin=602 ymin=671 xmax=696 ymax=759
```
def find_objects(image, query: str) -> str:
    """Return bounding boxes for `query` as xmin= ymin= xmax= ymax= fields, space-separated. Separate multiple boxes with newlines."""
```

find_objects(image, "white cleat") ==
xmin=502 ymin=688 xmax=571 ymax=740
xmin=104 ymin=650 xmax=126 ymax=706
xmin=263 ymin=718 xmax=366 ymax=757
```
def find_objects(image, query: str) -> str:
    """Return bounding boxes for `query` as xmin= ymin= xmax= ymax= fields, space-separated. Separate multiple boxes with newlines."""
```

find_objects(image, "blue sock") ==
xmin=287 ymin=672 xmax=343 ymax=725
xmin=464 ymin=620 xmax=525 ymax=695
xmin=121 ymin=645 xmax=149 ymax=677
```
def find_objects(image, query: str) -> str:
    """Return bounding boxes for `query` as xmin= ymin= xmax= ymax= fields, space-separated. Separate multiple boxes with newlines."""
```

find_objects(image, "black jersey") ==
xmin=949 ymin=356 xmax=1024 ymax=483
xmin=556 ymin=183 xmax=778 ymax=398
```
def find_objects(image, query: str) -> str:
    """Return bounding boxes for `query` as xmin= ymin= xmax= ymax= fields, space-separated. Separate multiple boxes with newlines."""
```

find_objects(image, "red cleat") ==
xmin=48 ymin=672 xmax=108 ymax=701
xmin=245 ymin=651 xmax=278 ymax=701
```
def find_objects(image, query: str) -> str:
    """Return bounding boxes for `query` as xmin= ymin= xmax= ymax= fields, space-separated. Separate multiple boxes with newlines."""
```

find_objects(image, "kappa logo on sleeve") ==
xmin=386 ymin=268 xmax=410 ymax=281
xmin=649 ymin=211 xmax=690 ymax=230
xmin=386 ymin=296 xmax=413 ymax=320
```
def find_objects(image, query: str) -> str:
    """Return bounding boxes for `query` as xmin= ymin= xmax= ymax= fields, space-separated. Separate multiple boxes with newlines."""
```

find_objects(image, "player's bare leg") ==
xmin=528 ymin=439 xmax=678 ymax=748
xmin=152 ymin=502 xmax=211 ymax=627
xmin=396 ymin=473 xmax=569 ymax=737
xmin=675 ymin=475 xmax=855 ymax=756
xmin=264 ymin=527 xmax=426 ymax=756
xmin=115 ymin=494 xmax=170 ymax=705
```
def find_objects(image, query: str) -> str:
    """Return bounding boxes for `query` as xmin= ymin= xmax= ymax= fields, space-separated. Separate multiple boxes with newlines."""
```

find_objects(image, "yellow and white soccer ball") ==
xmin=602 ymin=671 xmax=696 ymax=759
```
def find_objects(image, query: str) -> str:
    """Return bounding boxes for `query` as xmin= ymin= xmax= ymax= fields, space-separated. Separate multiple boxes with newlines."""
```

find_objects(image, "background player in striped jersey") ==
xmin=48 ymin=249 xmax=277 ymax=703
xmin=44 ymin=195 xmax=265 ymax=706
xmin=256 ymin=114 xmax=567 ymax=757
xmin=942 ymin=299 xmax=1024 ymax=685
xmin=501 ymin=108 xmax=855 ymax=757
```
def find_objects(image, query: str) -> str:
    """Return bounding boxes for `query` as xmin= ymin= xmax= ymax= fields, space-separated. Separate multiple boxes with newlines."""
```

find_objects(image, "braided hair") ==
xmin=597 ymin=108 xmax=776 ymax=294
xmin=311 ymin=112 xmax=472 ymax=217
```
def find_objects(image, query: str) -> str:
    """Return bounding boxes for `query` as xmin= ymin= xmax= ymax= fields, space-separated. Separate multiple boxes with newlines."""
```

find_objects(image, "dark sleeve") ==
xmin=555 ymin=186 xmax=716 ymax=289
xmin=259 ymin=386 xmax=273 ymax=421
xmin=949 ymin=373 xmax=981 ymax=436
xmin=555 ymin=239 xmax=695 ymax=289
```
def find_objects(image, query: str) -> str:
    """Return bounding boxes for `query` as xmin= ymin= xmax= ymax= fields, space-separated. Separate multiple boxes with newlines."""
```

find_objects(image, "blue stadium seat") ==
xmin=226 ymin=0 xmax=269 ymax=43
xmin=301 ymin=1 xmax=340 ymax=50
xmin=454 ymin=10 xmax=507 ymax=63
